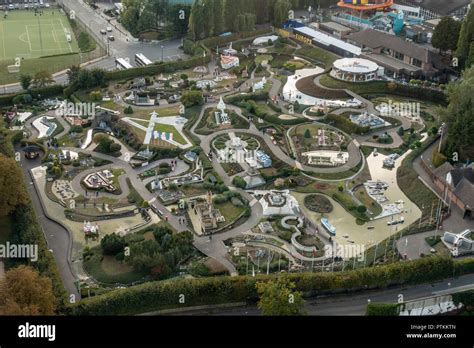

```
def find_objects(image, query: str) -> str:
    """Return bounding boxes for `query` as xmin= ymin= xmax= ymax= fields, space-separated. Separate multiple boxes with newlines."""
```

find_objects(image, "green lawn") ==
xmin=214 ymin=201 xmax=246 ymax=227
xmin=0 ymin=10 xmax=79 ymax=60
xmin=83 ymin=248 xmax=148 ymax=285
xmin=255 ymin=54 xmax=273 ymax=64
xmin=132 ymin=119 xmax=187 ymax=146
xmin=0 ymin=9 xmax=104 ymax=84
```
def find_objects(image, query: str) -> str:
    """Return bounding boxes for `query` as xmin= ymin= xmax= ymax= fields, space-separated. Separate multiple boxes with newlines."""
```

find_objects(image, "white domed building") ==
xmin=330 ymin=58 xmax=380 ymax=82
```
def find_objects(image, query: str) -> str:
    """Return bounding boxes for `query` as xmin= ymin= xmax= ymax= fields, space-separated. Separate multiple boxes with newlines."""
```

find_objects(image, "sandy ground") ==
xmin=294 ymin=150 xmax=421 ymax=249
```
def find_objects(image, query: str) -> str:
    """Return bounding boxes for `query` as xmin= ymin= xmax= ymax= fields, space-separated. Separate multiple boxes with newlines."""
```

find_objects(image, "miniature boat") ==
xmin=321 ymin=218 xmax=336 ymax=235
xmin=387 ymin=217 xmax=405 ymax=226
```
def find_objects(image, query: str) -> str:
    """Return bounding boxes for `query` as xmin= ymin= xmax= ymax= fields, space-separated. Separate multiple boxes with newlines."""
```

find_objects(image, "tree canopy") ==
xmin=441 ymin=65 xmax=474 ymax=161
xmin=431 ymin=16 xmax=462 ymax=54
xmin=456 ymin=7 xmax=474 ymax=69
xmin=256 ymin=277 xmax=305 ymax=315
xmin=0 ymin=154 xmax=30 ymax=217
xmin=0 ymin=265 xmax=56 ymax=315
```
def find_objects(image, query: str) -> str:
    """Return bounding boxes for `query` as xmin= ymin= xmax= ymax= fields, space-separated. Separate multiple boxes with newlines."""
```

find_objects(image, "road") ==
xmin=170 ymin=273 xmax=474 ymax=316
xmin=16 ymin=146 xmax=79 ymax=298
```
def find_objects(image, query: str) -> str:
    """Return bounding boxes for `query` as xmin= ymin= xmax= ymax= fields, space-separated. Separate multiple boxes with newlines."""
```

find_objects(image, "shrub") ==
xmin=89 ymin=91 xmax=102 ymax=102
xmin=366 ymin=303 xmax=400 ymax=316
xmin=124 ymin=106 xmax=134 ymax=114
xmin=181 ymin=90 xmax=204 ymax=108
xmin=232 ymin=176 xmax=247 ymax=189
xmin=101 ymin=233 xmax=126 ymax=256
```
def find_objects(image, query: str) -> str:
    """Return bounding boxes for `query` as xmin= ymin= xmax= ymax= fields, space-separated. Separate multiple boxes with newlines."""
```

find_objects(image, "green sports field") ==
xmin=0 ymin=9 xmax=79 ymax=61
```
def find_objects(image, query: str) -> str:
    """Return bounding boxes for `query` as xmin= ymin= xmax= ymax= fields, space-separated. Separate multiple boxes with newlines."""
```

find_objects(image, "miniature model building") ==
xmin=192 ymin=191 xmax=225 ymax=234
xmin=302 ymin=150 xmax=349 ymax=166
xmin=82 ymin=170 xmax=116 ymax=192
xmin=214 ymin=97 xmax=231 ymax=126
xmin=258 ymin=190 xmax=300 ymax=216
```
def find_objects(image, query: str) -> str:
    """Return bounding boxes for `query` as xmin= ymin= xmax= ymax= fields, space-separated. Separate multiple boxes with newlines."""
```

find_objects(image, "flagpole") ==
xmin=246 ymin=251 xmax=249 ymax=275
xmin=373 ymin=243 xmax=378 ymax=267
xmin=266 ymin=251 xmax=271 ymax=275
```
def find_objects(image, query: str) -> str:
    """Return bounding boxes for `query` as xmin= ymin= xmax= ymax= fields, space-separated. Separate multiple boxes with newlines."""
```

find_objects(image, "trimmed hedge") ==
xmin=0 ymin=85 xmax=64 ymax=106
xmin=105 ymin=52 xmax=211 ymax=81
xmin=366 ymin=303 xmax=400 ymax=316
xmin=71 ymin=256 xmax=474 ymax=315
xmin=452 ymin=289 xmax=474 ymax=308
xmin=198 ymin=28 xmax=272 ymax=49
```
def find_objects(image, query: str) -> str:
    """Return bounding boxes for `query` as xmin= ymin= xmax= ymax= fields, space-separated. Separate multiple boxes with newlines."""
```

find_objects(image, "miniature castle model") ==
xmin=193 ymin=191 xmax=225 ymax=234
xmin=83 ymin=221 xmax=99 ymax=236
xmin=214 ymin=97 xmax=231 ymax=126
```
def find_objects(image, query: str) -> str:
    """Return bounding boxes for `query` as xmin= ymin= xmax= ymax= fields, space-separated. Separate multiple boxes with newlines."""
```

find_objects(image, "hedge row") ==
xmin=225 ymin=91 xmax=269 ymax=103
xmin=199 ymin=27 xmax=272 ymax=49
xmin=104 ymin=52 xmax=211 ymax=81
xmin=71 ymin=256 xmax=474 ymax=315
xmin=0 ymin=85 xmax=64 ymax=106
xmin=452 ymin=289 xmax=474 ymax=308
xmin=366 ymin=303 xmax=400 ymax=316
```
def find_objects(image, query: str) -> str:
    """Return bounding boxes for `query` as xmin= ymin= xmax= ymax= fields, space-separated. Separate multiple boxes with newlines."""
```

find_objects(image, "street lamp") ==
xmin=161 ymin=45 xmax=164 ymax=62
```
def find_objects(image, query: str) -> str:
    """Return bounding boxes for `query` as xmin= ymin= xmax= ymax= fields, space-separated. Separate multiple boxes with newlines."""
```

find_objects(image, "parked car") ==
xmin=108 ymin=35 xmax=115 ymax=41
xmin=100 ymin=29 xmax=107 ymax=35
xmin=106 ymin=26 xmax=113 ymax=32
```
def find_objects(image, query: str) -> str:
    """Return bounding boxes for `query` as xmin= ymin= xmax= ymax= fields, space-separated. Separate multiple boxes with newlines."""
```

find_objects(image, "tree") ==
xmin=456 ymin=7 xmax=474 ymax=69
xmin=89 ymin=91 xmax=102 ymax=102
xmin=32 ymin=70 xmax=54 ymax=88
xmin=357 ymin=205 xmax=367 ymax=213
xmin=0 ymin=265 xmax=56 ymax=315
xmin=180 ymin=90 xmax=204 ymax=107
xmin=101 ymin=233 xmax=126 ymax=256
xmin=432 ymin=16 xmax=462 ymax=54
xmin=304 ymin=129 xmax=311 ymax=138
xmin=256 ymin=277 xmax=305 ymax=315
xmin=124 ymin=105 xmax=134 ymax=114
xmin=96 ymin=137 xmax=116 ymax=154
xmin=66 ymin=65 xmax=81 ymax=84
xmin=397 ymin=127 xmax=404 ymax=136
xmin=273 ymin=0 xmax=291 ymax=27
xmin=441 ymin=65 xmax=474 ymax=161
xmin=232 ymin=176 xmax=247 ymax=189
xmin=20 ymin=74 xmax=32 ymax=90
xmin=0 ymin=154 xmax=29 ymax=217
